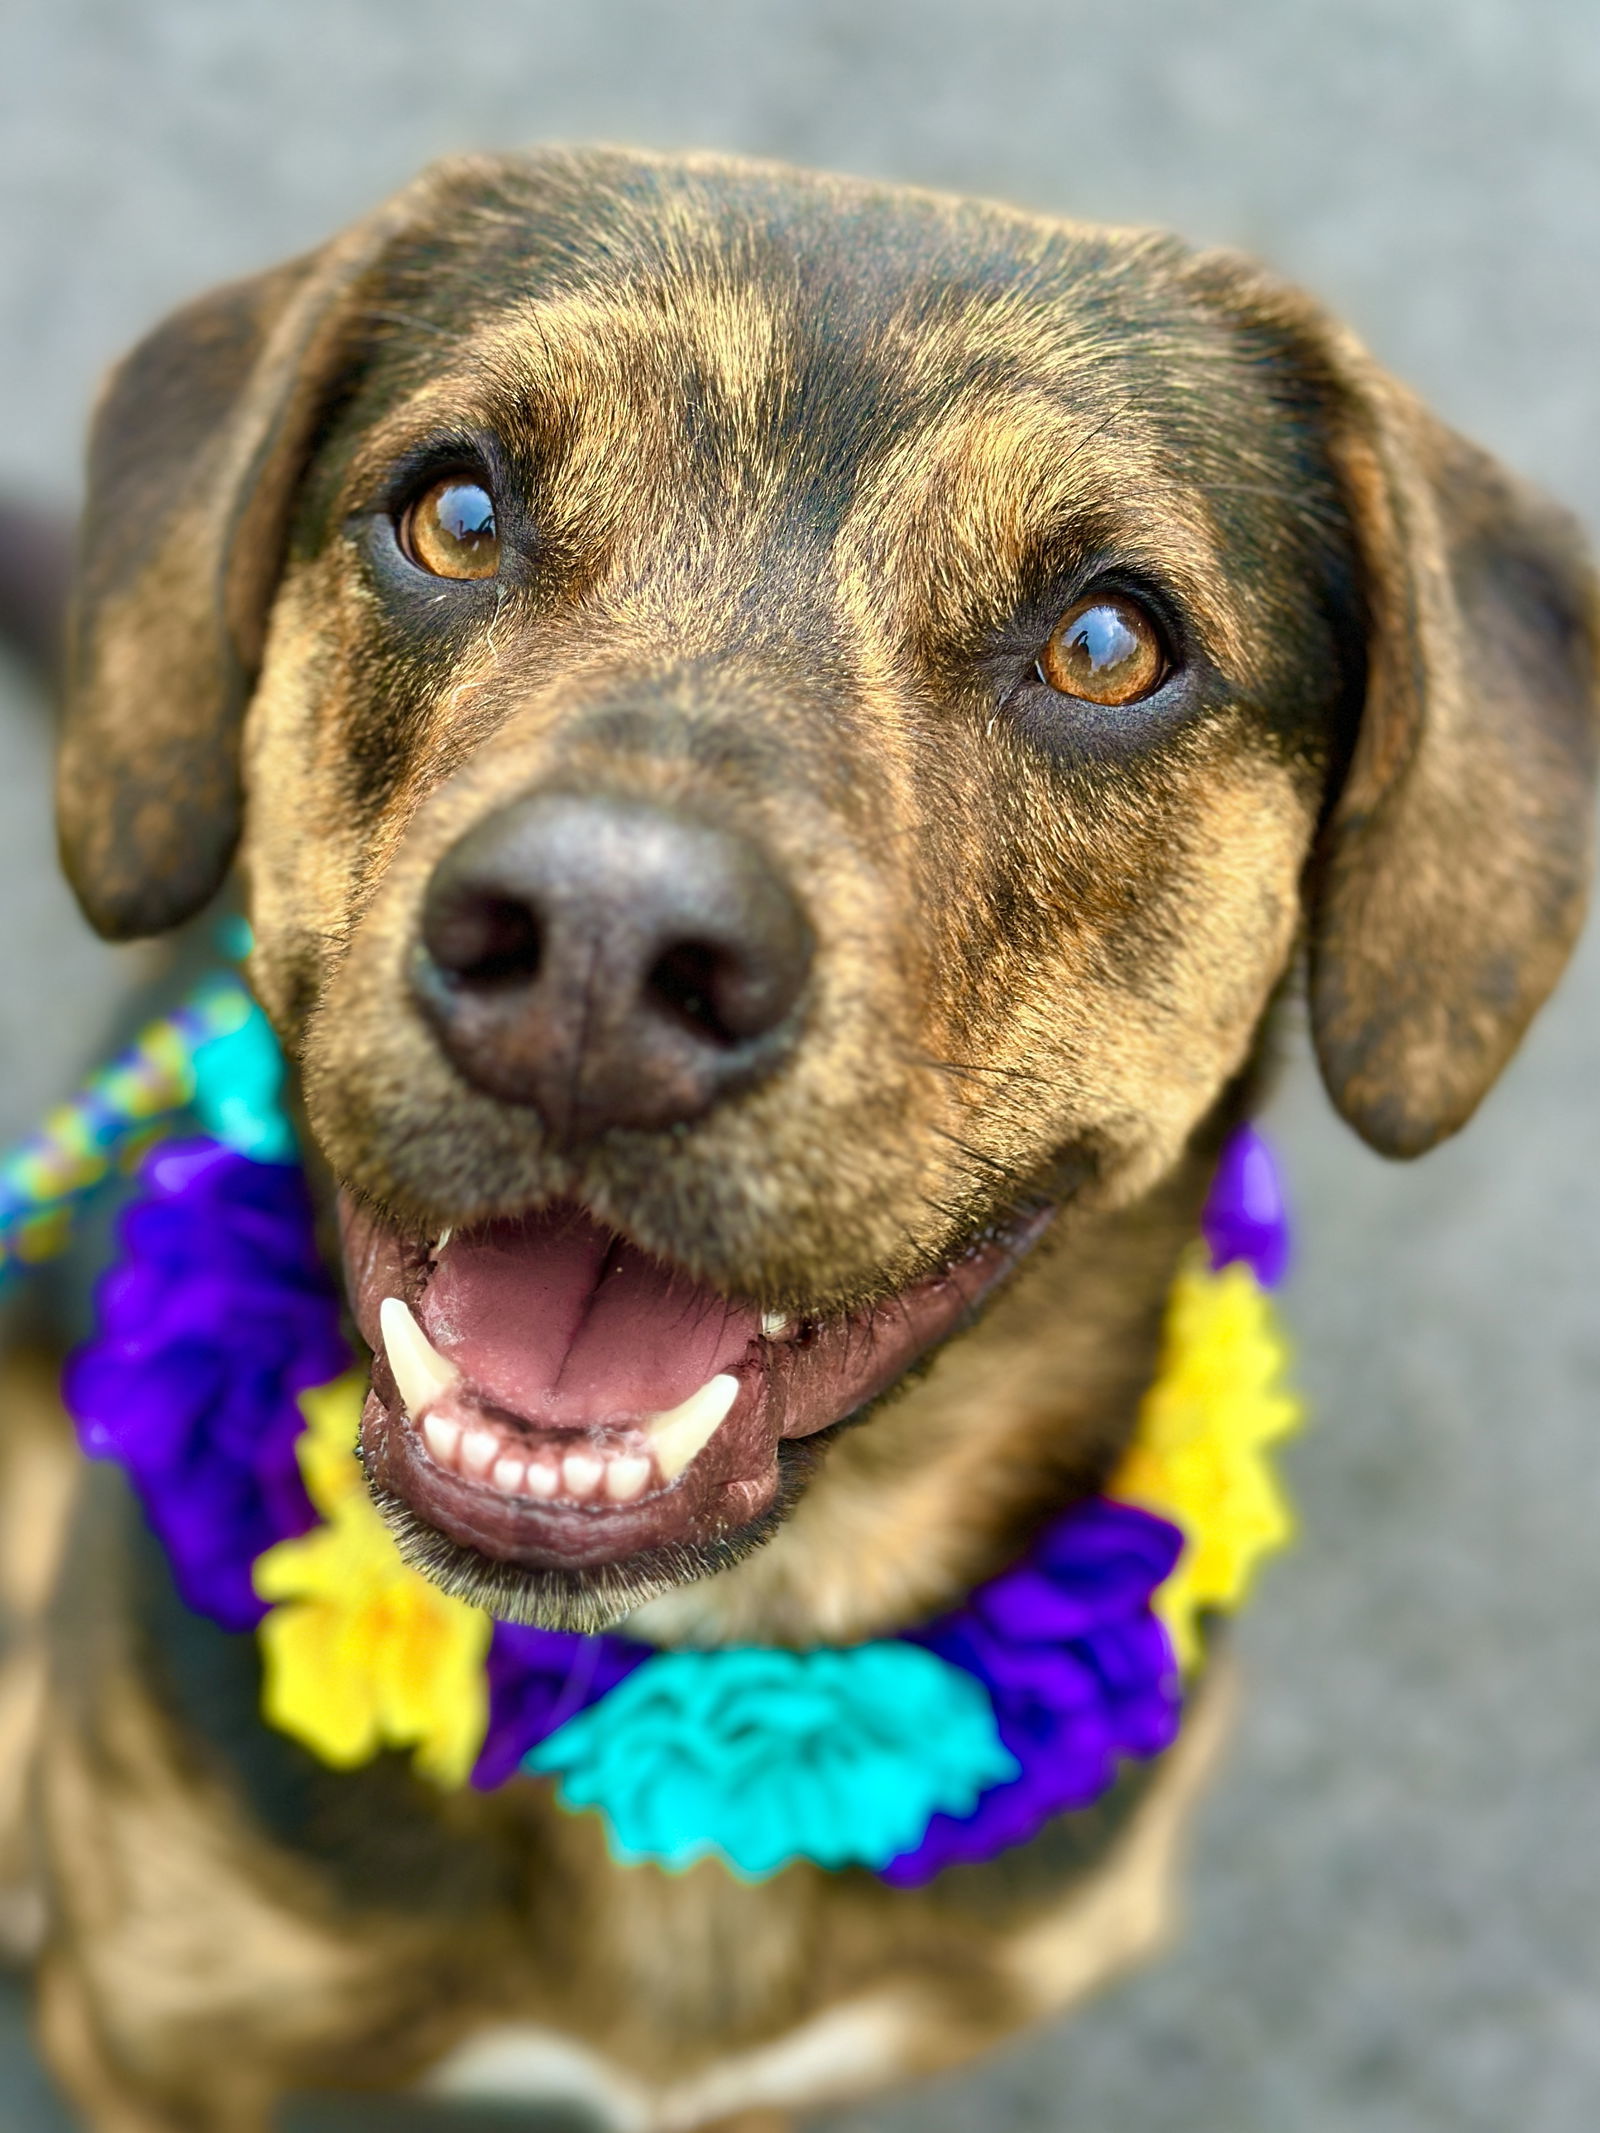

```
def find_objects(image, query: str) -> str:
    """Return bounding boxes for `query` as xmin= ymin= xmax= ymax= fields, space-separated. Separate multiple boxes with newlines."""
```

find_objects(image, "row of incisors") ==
xmin=377 ymin=1297 xmax=740 ymax=1503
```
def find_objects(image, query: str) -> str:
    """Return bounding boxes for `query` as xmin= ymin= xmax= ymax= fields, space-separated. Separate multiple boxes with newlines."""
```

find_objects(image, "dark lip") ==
xmin=360 ymin=1384 xmax=780 ymax=1571
xmin=347 ymin=1197 xmax=1059 ymax=1580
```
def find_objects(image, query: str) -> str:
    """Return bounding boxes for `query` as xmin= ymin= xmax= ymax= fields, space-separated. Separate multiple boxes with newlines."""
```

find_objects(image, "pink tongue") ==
xmin=417 ymin=1208 xmax=762 ymax=1428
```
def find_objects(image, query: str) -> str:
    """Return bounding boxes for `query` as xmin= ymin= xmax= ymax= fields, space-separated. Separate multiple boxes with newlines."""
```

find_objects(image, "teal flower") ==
xmin=190 ymin=999 xmax=296 ymax=1163
xmin=525 ymin=1643 xmax=1018 ymax=1880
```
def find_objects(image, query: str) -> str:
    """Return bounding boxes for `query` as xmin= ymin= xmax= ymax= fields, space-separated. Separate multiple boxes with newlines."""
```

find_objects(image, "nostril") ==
xmin=425 ymin=892 xmax=543 ymax=987
xmin=647 ymin=941 xmax=744 ymax=1047
xmin=415 ymin=790 xmax=814 ymax=1132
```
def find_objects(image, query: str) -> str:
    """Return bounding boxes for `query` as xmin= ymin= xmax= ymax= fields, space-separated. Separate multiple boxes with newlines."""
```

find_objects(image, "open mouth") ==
xmin=340 ymin=1194 xmax=1056 ymax=1614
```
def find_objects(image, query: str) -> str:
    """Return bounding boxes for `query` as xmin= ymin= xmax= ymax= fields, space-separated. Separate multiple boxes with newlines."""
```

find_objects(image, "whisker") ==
xmin=908 ymin=1047 xmax=1052 ymax=1092
xmin=928 ymin=1125 xmax=1014 ymax=1182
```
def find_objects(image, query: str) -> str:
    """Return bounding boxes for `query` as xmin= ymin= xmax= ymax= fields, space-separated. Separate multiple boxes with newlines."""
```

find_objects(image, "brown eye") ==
xmin=401 ymin=477 xmax=500 ymax=580
xmin=1038 ymin=593 xmax=1166 ymax=705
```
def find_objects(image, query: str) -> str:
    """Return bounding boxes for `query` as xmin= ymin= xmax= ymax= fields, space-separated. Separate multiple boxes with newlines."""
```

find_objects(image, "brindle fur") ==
xmin=18 ymin=148 xmax=1597 ymax=2127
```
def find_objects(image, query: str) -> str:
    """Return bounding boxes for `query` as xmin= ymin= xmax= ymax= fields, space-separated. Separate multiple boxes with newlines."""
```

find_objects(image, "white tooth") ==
xmin=645 ymin=1373 xmax=740 ymax=1484
xmin=760 ymin=1310 xmax=793 ymax=1339
xmin=562 ymin=1452 xmax=605 ymax=1500
xmin=379 ymin=1296 xmax=460 ymax=1419
xmin=434 ymin=1225 xmax=454 ymax=1254
xmin=492 ymin=1455 xmax=527 ymax=1496
xmin=526 ymin=1461 xmax=560 ymax=1499
xmin=461 ymin=1428 xmax=500 ymax=1480
xmin=604 ymin=1455 xmax=653 ymax=1503
xmin=423 ymin=1414 xmax=463 ymax=1470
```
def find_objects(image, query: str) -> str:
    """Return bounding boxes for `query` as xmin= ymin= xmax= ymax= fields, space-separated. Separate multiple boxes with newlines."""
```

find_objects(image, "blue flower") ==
xmin=525 ymin=1642 xmax=1018 ymax=1881
xmin=190 ymin=1000 xmax=296 ymax=1163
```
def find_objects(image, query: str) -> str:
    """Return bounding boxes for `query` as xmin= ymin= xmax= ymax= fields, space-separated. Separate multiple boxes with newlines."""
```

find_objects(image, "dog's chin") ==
xmin=368 ymin=1456 xmax=812 ymax=1632
xmin=341 ymin=1193 xmax=1057 ymax=1628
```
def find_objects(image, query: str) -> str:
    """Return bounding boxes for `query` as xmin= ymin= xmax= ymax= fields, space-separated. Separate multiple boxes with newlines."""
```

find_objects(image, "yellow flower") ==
xmin=1111 ymin=1249 xmax=1300 ymax=1671
xmin=253 ymin=1374 xmax=491 ymax=1786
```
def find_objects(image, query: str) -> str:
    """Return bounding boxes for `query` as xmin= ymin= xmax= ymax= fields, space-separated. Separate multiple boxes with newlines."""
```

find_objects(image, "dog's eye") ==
xmin=1038 ymin=594 xmax=1166 ymax=705
xmin=400 ymin=477 xmax=501 ymax=580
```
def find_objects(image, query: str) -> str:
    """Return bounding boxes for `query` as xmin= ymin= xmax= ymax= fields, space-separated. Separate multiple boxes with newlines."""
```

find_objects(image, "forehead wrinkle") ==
xmin=489 ymin=276 xmax=797 ymax=474
xmin=834 ymin=383 xmax=1242 ymax=668
xmin=878 ymin=255 xmax=1169 ymax=401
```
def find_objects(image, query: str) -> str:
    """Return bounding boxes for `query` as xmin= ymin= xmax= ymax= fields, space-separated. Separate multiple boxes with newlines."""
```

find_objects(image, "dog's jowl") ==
xmin=18 ymin=149 xmax=1598 ymax=2130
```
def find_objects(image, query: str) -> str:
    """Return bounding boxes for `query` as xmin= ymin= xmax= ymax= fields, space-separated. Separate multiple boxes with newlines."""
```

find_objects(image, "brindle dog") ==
xmin=16 ymin=147 xmax=1597 ymax=2130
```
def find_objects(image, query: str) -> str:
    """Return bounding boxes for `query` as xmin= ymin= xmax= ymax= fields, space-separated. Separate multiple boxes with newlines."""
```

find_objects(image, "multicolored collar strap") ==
xmin=31 ymin=973 xmax=1299 ymax=1886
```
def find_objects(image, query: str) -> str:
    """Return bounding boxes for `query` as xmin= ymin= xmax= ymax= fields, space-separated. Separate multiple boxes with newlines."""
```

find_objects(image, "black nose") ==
xmin=415 ymin=793 xmax=814 ymax=1138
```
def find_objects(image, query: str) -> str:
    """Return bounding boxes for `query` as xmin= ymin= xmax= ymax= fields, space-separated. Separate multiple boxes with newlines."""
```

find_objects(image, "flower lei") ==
xmin=15 ymin=968 xmax=1299 ymax=1887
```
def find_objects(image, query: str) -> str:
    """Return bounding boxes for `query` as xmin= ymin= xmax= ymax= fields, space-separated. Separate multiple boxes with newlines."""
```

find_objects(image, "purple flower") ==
xmin=475 ymin=1621 xmax=650 ymax=1790
xmin=882 ymin=1498 xmax=1183 ymax=1885
xmin=1202 ymin=1124 xmax=1289 ymax=1287
xmin=63 ymin=1139 xmax=347 ymax=1630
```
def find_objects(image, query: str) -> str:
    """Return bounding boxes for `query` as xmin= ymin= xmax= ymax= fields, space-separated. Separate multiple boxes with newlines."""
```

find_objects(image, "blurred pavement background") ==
xmin=1 ymin=2 xmax=1598 ymax=2127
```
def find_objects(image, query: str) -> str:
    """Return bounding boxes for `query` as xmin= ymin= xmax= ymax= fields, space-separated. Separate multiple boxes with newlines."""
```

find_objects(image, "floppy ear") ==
xmin=57 ymin=171 xmax=453 ymax=940
xmin=1309 ymin=364 xmax=1598 ymax=1155
xmin=1198 ymin=263 xmax=1600 ymax=1157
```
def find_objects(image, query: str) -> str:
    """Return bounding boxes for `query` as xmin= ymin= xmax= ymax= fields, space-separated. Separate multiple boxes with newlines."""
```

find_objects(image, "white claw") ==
xmin=380 ymin=1296 xmax=460 ymax=1419
xmin=645 ymin=1373 xmax=740 ymax=1484
xmin=604 ymin=1455 xmax=653 ymax=1503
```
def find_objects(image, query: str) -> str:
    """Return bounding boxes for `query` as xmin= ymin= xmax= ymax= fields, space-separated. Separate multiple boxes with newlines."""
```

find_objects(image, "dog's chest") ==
xmin=413 ymin=1690 xmax=1226 ymax=2128
xmin=422 ymin=1992 xmax=921 ymax=2130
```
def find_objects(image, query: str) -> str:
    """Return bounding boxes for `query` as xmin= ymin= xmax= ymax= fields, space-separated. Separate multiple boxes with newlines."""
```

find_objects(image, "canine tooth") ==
xmin=492 ymin=1454 xmax=527 ymax=1496
xmin=461 ymin=1428 xmax=500 ymax=1480
xmin=379 ymin=1296 xmax=460 ymax=1419
xmin=562 ymin=1452 xmax=605 ymax=1500
xmin=434 ymin=1225 xmax=455 ymax=1255
xmin=526 ymin=1462 xmax=560 ymax=1500
xmin=761 ymin=1311 xmax=793 ymax=1339
xmin=422 ymin=1414 xmax=463 ymax=1470
xmin=604 ymin=1455 xmax=653 ymax=1503
xmin=646 ymin=1373 xmax=740 ymax=1484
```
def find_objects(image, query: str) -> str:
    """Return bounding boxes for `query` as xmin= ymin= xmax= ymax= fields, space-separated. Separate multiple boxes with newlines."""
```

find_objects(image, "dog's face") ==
xmin=58 ymin=152 xmax=1597 ymax=1628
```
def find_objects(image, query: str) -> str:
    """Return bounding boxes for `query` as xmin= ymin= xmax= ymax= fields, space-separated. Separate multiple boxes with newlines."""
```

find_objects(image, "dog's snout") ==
xmin=415 ymin=793 xmax=813 ymax=1137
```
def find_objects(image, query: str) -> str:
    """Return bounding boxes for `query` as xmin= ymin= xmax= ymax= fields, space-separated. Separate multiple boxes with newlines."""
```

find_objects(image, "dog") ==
xmin=9 ymin=145 xmax=1595 ymax=2131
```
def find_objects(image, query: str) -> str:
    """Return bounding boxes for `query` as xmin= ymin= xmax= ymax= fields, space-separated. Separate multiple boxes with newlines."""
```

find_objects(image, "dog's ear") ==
xmin=1196 ymin=260 xmax=1600 ymax=1157
xmin=1308 ymin=366 xmax=1599 ymax=1156
xmin=58 ymin=170 xmax=459 ymax=940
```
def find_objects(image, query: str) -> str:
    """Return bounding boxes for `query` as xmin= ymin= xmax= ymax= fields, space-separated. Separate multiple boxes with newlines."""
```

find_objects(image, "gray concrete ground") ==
xmin=2 ymin=1 xmax=1599 ymax=2126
